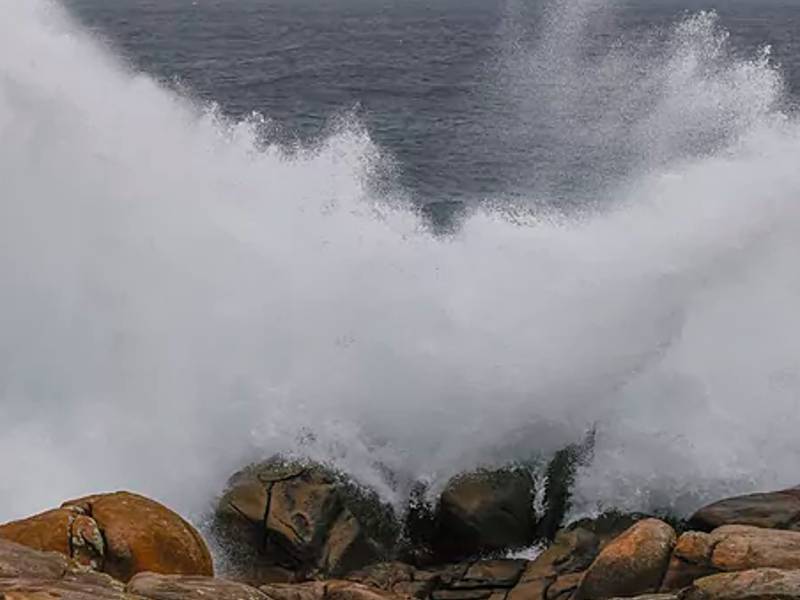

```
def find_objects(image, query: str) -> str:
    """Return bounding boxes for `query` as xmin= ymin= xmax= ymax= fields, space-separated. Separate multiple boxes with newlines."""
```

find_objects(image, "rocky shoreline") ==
xmin=3 ymin=456 xmax=800 ymax=600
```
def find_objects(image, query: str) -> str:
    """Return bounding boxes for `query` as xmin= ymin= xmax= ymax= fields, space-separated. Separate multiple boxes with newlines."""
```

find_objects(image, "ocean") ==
xmin=62 ymin=0 xmax=800 ymax=203
xmin=3 ymin=0 xmax=800 ymax=525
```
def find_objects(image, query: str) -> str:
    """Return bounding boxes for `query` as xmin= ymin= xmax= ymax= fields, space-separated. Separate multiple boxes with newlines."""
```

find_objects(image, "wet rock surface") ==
xmin=214 ymin=457 xmax=399 ymax=583
xmin=431 ymin=468 xmax=536 ymax=561
xmin=6 ymin=478 xmax=800 ymax=600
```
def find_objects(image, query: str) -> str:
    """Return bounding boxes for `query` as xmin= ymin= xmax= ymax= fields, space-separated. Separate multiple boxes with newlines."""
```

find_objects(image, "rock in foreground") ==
xmin=0 ymin=537 xmax=136 ymax=600
xmin=128 ymin=572 xmax=270 ymax=600
xmin=684 ymin=568 xmax=800 ymax=600
xmin=0 ymin=491 xmax=213 ymax=582
xmin=575 ymin=519 xmax=676 ymax=600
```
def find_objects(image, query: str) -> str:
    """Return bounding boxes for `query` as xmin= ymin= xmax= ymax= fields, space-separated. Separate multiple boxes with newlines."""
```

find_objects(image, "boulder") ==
xmin=327 ymin=581 xmax=412 ymax=600
xmin=688 ymin=488 xmax=800 ymax=532
xmin=546 ymin=572 xmax=584 ymax=600
xmin=507 ymin=579 xmax=553 ymax=600
xmin=0 ymin=537 xmax=73 ymax=580
xmin=0 ymin=576 xmax=137 ymax=600
xmin=347 ymin=559 xmax=528 ymax=600
xmin=709 ymin=525 xmax=800 ymax=571
xmin=0 ymin=492 xmax=213 ymax=582
xmin=127 ymin=572 xmax=268 ymax=600
xmin=683 ymin=568 xmax=800 ymax=600
xmin=575 ymin=519 xmax=676 ymax=600
xmin=261 ymin=582 xmax=330 ymax=600
xmin=662 ymin=525 xmax=800 ymax=591
xmin=214 ymin=457 xmax=398 ymax=582
xmin=660 ymin=531 xmax=716 ymax=591
xmin=456 ymin=560 xmax=527 ymax=589
xmin=260 ymin=581 xmax=408 ymax=600
xmin=505 ymin=517 xmax=631 ymax=600
xmin=0 ymin=507 xmax=74 ymax=557
xmin=0 ymin=537 xmax=137 ymax=600
xmin=347 ymin=562 xmax=433 ymax=598
xmin=347 ymin=562 xmax=417 ymax=589
xmin=433 ymin=468 xmax=536 ymax=560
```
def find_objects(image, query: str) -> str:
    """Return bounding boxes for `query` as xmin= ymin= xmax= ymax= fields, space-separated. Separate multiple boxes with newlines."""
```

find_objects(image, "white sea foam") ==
xmin=2 ymin=0 xmax=800 ymax=527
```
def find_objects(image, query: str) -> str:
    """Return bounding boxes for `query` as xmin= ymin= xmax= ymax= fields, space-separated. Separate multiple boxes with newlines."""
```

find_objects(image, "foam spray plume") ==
xmin=2 ymin=0 xmax=800 ymax=528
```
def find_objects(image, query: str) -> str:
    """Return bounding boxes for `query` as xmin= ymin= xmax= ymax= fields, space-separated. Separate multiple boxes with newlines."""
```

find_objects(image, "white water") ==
xmin=2 ymin=0 xmax=800 ymax=526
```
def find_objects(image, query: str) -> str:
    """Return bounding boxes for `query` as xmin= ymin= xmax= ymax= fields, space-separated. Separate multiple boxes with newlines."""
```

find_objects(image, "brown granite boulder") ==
xmin=432 ymin=468 xmax=536 ymax=561
xmin=214 ymin=458 xmax=398 ymax=583
xmin=0 ymin=492 xmax=213 ymax=582
xmin=0 ymin=574 xmax=139 ymax=600
xmin=261 ymin=581 xmax=330 ymax=600
xmin=682 ymin=568 xmax=800 ymax=600
xmin=346 ymin=562 xmax=431 ymax=598
xmin=505 ymin=513 xmax=652 ymax=600
xmin=0 ymin=537 xmax=74 ymax=580
xmin=660 ymin=531 xmax=716 ymax=591
xmin=575 ymin=519 xmax=676 ymax=600
xmin=0 ymin=508 xmax=75 ymax=557
xmin=347 ymin=558 xmax=530 ymax=600
xmin=0 ymin=537 xmax=140 ymax=600
xmin=662 ymin=525 xmax=800 ymax=591
xmin=709 ymin=525 xmax=800 ymax=571
xmin=546 ymin=572 xmax=584 ymax=600
xmin=688 ymin=488 xmax=800 ymax=532
xmin=127 ymin=572 xmax=268 ymax=600
xmin=261 ymin=581 xmax=410 ymax=600
xmin=327 ymin=581 xmax=412 ymax=600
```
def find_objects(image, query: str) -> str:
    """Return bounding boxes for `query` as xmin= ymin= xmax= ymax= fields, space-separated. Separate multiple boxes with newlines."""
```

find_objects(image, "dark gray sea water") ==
xmin=62 ymin=0 xmax=800 ymax=205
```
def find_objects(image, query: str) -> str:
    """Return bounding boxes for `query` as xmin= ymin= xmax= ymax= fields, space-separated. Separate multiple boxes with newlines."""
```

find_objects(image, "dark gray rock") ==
xmin=432 ymin=467 xmax=536 ymax=560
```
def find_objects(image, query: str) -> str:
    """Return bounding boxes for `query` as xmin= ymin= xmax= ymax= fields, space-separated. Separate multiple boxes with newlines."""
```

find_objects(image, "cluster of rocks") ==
xmin=211 ymin=447 xmax=591 ymax=582
xmin=5 ymin=460 xmax=800 ymax=600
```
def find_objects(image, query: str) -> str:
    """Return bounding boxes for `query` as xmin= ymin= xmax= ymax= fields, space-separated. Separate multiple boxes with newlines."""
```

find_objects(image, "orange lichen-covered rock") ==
xmin=575 ymin=519 xmax=676 ymax=600
xmin=63 ymin=492 xmax=213 ymax=582
xmin=0 ymin=507 xmax=77 ymax=557
xmin=0 ymin=492 xmax=213 ymax=583
xmin=708 ymin=525 xmax=800 ymax=572
xmin=660 ymin=531 xmax=717 ymax=591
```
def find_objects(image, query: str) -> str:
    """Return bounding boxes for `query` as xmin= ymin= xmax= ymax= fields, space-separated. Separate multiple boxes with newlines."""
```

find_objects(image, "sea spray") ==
xmin=2 ymin=0 xmax=800 ymax=527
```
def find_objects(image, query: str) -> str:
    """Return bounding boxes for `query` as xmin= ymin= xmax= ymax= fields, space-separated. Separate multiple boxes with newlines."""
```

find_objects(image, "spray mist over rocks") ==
xmin=2 ymin=0 xmax=800 ymax=528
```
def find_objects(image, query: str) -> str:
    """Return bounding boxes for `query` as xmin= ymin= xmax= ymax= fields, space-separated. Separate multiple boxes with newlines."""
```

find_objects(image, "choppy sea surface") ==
xmin=63 ymin=0 xmax=800 ymax=202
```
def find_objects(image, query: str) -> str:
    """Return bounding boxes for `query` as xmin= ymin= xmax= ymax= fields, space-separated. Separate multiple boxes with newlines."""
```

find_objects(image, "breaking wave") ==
xmin=2 ymin=0 xmax=800 ymax=527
